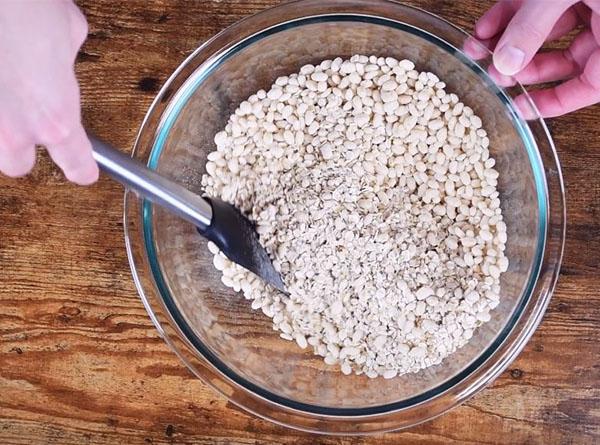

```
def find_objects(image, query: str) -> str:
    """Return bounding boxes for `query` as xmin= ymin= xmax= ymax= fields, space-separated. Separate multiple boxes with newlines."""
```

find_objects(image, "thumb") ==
xmin=493 ymin=0 xmax=576 ymax=76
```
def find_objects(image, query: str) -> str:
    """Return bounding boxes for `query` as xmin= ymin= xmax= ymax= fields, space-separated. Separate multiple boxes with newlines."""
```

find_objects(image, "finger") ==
xmin=493 ymin=0 xmax=578 ymax=75
xmin=0 ymin=145 xmax=36 ymax=178
xmin=592 ymin=7 xmax=600 ymax=42
xmin=464 ymin=36 xmax=491 ymax=60
xmin=30 ymin=68 xmax=99 ymax=185
xmin=472 ymin=4 xmax=583 ymax=63
xmin=547 ymin=5 xmax=583 ymax=40
xmin=514 ymin=47 xmax=600 ymax=119
xmin=514 ymin=30 xmax=598 ymax=85
xmin=65 ymin=0 xmax=89 ymax=52
xmin=28 ymin=70 xmax=79 ymax=145
xmin=464 ymin=35 xmax=500 ymax=60
xmin=46 ymin=124 xmax=99 ymax=185
xmin=475 ymin=1 xmax=519 ymax=40
xmin=0 ymin=119 xmax=36 ymax=177
xmin=0 ymin=137 xmax=36 ymax=178
xmin=584 ymin=0 xmax=600 ymax=17
xmin=488 ymin=64 xmax=517 ymax=87
xmin=469 ymin=9 xmax=577 ymax=62
xmin=513 ymin=52 xmax=577 ymax=85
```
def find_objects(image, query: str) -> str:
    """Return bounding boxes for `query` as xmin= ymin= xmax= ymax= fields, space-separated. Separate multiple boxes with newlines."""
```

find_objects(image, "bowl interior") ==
xmin=142 ymin=16 xmax=544 ymax=412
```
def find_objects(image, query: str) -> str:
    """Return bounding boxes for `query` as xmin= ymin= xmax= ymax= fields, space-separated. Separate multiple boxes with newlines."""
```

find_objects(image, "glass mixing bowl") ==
xmin=123 ymin=0 xmax=565 ymax=434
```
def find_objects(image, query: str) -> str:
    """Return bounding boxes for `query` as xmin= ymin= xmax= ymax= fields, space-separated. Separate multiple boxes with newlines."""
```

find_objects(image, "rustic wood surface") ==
xmin=1 ymin=0 xmax=599 ymax=444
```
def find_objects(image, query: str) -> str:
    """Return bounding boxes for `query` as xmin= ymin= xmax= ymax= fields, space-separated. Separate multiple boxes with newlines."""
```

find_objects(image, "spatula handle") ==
xmin=88 ymin=133 xmax=213 ymax=229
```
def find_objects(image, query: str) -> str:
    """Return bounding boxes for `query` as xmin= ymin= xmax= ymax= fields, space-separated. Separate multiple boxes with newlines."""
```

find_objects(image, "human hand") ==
xmin=466 ymin=0 xmax=600 ymax=119
xmin=0 ymin=0 xmax=98 ymax=184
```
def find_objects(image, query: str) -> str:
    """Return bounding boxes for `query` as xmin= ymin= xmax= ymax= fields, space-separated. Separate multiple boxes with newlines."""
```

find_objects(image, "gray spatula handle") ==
xmin=89 ymin=134 xmax=213 ymax=229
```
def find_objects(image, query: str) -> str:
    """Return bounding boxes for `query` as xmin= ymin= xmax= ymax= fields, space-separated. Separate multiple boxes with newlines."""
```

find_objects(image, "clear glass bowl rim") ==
xmin=122 ymin=0 xmax=566 ymax=434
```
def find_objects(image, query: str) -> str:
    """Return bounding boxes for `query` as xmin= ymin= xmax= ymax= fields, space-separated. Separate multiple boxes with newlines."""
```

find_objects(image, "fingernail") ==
xmin=494 ymin=45 xmax=525 ymax=76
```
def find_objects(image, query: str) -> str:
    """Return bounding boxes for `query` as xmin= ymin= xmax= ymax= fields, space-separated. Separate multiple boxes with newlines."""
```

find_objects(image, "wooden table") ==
xmin=1 ymin=1 xmax=599 ymax=443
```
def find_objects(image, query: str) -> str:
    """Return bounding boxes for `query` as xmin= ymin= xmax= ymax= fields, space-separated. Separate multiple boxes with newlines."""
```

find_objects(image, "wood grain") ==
xmin=1 ymin=0 xmax=599 ymax=444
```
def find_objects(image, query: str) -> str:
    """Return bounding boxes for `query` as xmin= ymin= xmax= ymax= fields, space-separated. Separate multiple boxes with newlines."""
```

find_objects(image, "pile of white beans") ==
xmin=202 ymin=55 xmax=508 ymax=378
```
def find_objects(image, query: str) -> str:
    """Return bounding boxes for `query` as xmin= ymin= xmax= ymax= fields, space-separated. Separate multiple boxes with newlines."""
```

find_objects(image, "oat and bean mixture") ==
xmin=201 ymin=55 xmax=508 ymax=378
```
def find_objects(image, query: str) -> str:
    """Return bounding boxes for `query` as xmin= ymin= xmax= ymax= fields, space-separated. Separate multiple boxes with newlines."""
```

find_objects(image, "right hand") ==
xmin=0 ymin=0 xmax=98 ymax=184
xmin=466 ymin=0 xmax=600 ymax=119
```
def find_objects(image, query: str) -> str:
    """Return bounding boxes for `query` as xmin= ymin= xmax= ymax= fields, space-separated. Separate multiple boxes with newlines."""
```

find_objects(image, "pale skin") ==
xmin=0 ymin=0 xmax=98 ymax=184
xmin=0 ymin=0 xmax=599 ymax=184
xmin=465 ymin=0 xmax=600 ymax=119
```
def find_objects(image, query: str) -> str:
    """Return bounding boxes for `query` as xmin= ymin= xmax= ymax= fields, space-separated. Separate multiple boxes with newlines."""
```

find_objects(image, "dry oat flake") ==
xmin=201 ymin=54 xmax=508 ymax=378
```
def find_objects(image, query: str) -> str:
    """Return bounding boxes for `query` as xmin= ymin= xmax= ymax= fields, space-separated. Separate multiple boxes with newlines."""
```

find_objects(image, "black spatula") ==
xmin=89 ymin=134 xmax=286 ymax=293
